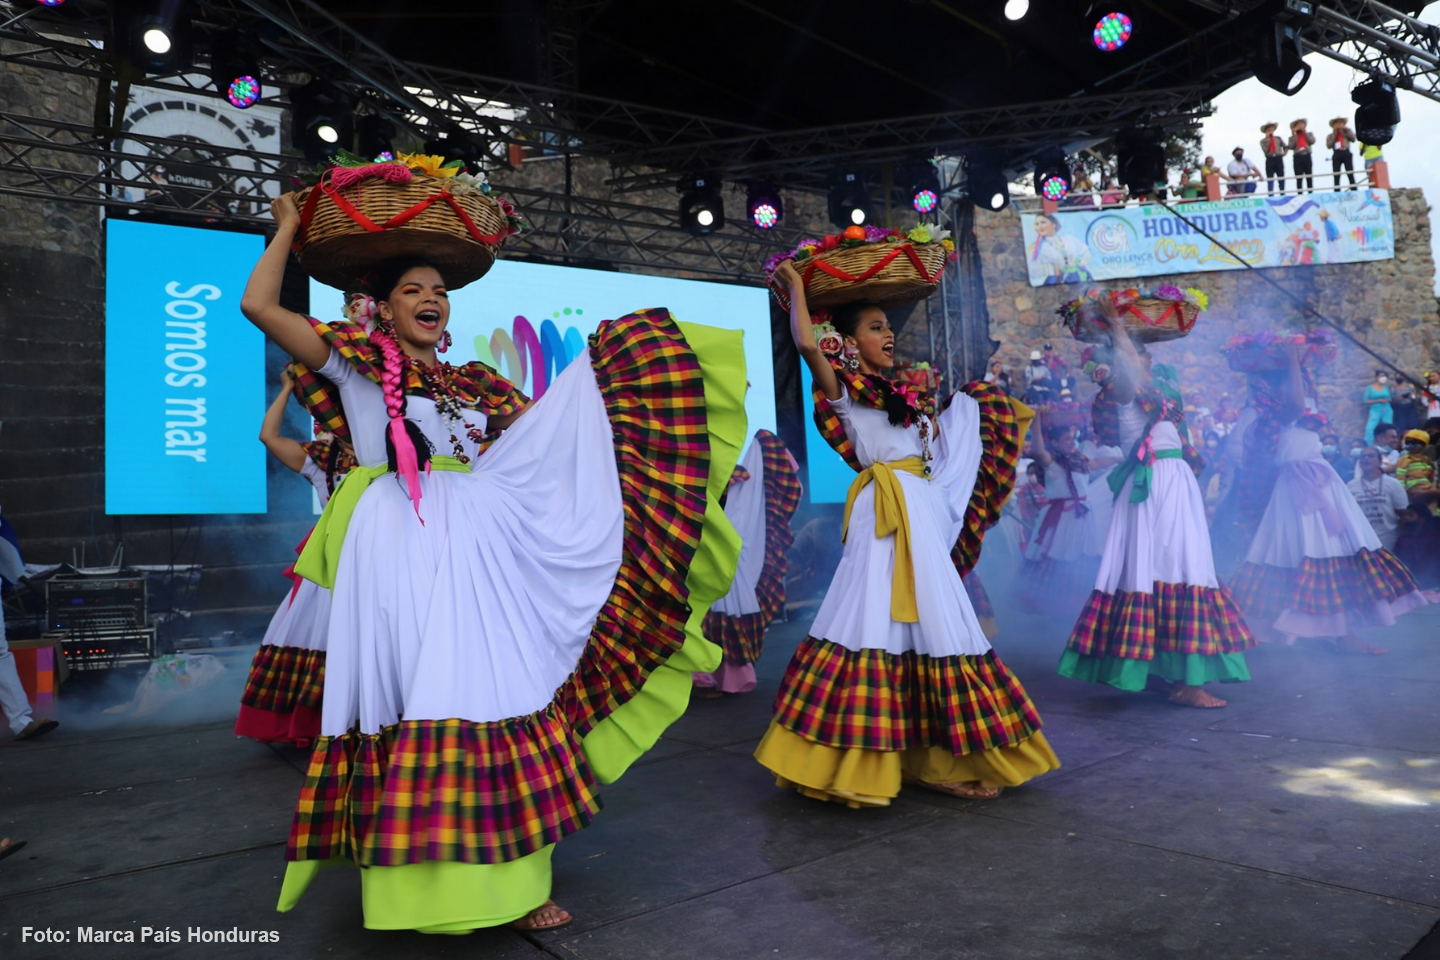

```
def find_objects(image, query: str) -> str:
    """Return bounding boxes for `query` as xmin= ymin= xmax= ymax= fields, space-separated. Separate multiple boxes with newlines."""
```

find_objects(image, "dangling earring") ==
xmin=439 ymin=330 xmax=452 ymax=353
xmin=841 ymin=344 xmax=860 ymax=374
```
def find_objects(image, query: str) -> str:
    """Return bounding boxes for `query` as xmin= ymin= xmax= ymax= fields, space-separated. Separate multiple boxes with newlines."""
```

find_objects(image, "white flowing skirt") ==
xmin=809 ymin=394 xmax=991 ymax=658
xmin=1085 ymin=468 xmax=1118 ymax=556
xmin=1095 ymin=457 xmax=1218 ymax=594
xmin=1024 ymin=496 xmax=1101 ymax=562
xmin=1245 ymin=460 xmax=1380 ymax=566
xmin=261 ymin=580 xmax=330 ymax=653
xmin=321 ymin=358 xmax=625 ymax=736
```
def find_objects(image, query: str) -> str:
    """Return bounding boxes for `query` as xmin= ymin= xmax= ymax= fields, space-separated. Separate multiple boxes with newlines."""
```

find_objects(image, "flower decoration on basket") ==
xmin=765 ymin=223 xmax=956 ymax=311
xmin=894 ymin=360 xmax=942 ymax=397
xmin=812 ymin=317 xmax=846 ymax=361
xmin=1080 ymin=345 xmax=1113 ymax=385
xmin=1221 ymin=328 xmax=1337 ymax=373
xmin=287 ymin=149 xmax=524 ymax=291
xmin=1058 ymin=285 xmax=1208 ymax=344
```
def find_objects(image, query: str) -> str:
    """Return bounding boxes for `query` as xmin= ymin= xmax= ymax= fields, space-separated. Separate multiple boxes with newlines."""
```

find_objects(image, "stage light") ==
xmin=118 ymin=1 xmax=193 ymax=74
xmin=224 ymin=76 xmax=259 ymax=109
xmin=1116 ymin=127 xmax=1166 ymax=197
xmin=746 ymin=183 xmax=784 ymax=230
xmin=1004 ymin=0 xmax=1028 ymax=20
xmin=966 ymin=156 xmax=1010 ymax=211
xmin=35 ymin=0 xmax=66 ymax=6
xmin=359 ymin=115 xmax=398 ymax=163
xmin=828 ymin=171 xmax=870 ymax=228
xmin=1093 ymin=12 xmax=1133 ymax=51
xmin=1353 ymin=78 xmax=1401 ymax=146
xmin=209 ymin=31 xmax=263 ymax=109
xmin=143 ymin=27 xmax=171 ymax=53
xmin=905 ymin=165 xmax=942 ymax=215
xmin=291 ymin=80 xmax=353 ymax=162
xmin=1033 ymin=148 xmax=1071 ymax=202
xmin=680 ymin=174 xmax=725 ymax=236
xmin=1252 ymin=22 xmax=1311 ymax=95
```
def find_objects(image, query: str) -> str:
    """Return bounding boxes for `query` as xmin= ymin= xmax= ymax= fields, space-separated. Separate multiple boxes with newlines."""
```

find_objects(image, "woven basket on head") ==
xmin=289 ymin=170 xmax=512 ymax=291
xmin=769 ymin=241 xmax=949 ymax=311
xmin=1066 ymin=298 xmax=1201 ymax=345
xmin=1224 ymin=339 xmax=1337 ymax=373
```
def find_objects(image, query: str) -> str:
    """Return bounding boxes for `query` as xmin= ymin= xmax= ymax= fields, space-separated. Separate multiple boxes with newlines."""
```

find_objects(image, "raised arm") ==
xmin=240 ymin=196 xmax=330 ymax=370
xmin=774 ymin=260 xmax=841 ymax=401
xmin=1276 ymin=343 xmax=1306 ymax=423
xmin=258 ymin=368 xmax=308 ymax=473
xmin=1030 ymin=418 xmax=1053 ymax=467
xmin=1099 ymin=298 xmax=1146 ymax=406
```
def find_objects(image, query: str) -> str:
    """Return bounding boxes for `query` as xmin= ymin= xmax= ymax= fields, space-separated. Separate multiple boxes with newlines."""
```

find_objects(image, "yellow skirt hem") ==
xmin=755 ymin=721 xmax=1059 ymax=807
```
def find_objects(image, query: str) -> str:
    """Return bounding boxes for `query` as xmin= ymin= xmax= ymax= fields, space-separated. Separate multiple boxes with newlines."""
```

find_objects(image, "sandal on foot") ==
xmin=511 ymin=900 xmax=572 ymax=932
xmin=1168 ymin=685 xmax=1227 ymax=709
xmin=914 ymin=780 xmax=1002 ymax=801
xmin=0 ymin=838 xmax=27 ymax=862
xmin=1333 ymin=635 xmax=1388 ymax=655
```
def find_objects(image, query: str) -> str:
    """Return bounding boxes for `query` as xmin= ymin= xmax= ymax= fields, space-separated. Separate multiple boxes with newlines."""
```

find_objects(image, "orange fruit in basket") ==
xmin=842 ymin=225 xmax=867 ymax=240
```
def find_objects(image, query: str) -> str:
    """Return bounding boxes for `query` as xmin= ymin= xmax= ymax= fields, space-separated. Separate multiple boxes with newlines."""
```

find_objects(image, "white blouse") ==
xmin=319 ymin=347 xmax=488 ymax=468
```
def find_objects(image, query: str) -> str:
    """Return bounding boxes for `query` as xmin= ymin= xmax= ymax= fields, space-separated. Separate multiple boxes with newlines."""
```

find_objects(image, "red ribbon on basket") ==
xmin=293 ymin=168 xmax=510 ymax=253
xmin=772 ymin=242 xmax=945 ymax=306
xmin=1119 ymin=301 xmax=1198 ymax=335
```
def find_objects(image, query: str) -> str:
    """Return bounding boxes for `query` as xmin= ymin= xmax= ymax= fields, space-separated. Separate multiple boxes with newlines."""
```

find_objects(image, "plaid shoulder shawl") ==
xmin=289 ymin=317 xmax=529 ymax=438
xmin=1091 ymin=369 xmax=1204 ymax=476
xmin=811 ymin=377 xmax=1029 ymax=577
xmin=300 ymin=438 xmax=358 ymax=495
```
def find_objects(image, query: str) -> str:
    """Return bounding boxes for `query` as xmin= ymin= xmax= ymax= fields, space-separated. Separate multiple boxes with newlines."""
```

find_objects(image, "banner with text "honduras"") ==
xmin=106 ymin=220 xmax=266 ymax=514
xmin=1018 ymin=189 xmax=1395 ymax=287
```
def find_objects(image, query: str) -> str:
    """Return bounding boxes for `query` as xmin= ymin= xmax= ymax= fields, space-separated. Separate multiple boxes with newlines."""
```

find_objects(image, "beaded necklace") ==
xmin=408 ymin=356 xmax=486 ymax=464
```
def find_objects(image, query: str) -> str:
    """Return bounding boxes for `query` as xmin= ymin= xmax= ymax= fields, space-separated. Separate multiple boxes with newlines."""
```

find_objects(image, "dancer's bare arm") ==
xmin=259 ymin=368 xmax=307 ymax=472
xmin=775 ymin=260 xmax=841 ymax=401
xmin=240 ymin=196 xmax=329 ymax=369
xmin=1101 ymin=299 xmax=1146 ymax=405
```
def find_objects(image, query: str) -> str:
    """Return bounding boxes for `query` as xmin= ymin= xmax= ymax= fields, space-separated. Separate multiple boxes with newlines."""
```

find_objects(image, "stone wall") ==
xmin=972 ymin=188 xmax=1440 ymax=441
xmin=0 ymin=45 xmax=318 ymax=640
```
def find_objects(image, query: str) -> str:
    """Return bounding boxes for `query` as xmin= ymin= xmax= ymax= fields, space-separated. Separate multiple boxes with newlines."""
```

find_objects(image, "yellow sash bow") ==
xmin=841 ymin=456 xmax=928 ymax=623
xmin=295 ymin=456 xmax=470 ymax=589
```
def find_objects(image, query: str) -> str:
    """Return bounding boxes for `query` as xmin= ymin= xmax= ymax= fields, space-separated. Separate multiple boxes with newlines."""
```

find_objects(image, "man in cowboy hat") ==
xmin=1327 ymin=116 xmax=1358 ymax=189
xmin=1259 ymin=122 xmax=1287 ymax=193
xmin=1288 ymin=119 xmax=1314 ymax=193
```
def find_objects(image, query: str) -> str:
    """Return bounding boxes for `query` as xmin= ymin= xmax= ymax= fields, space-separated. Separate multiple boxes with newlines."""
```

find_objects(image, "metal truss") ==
xmin=0 ymin=109 xmax=789 ymax=280
xmin=605 ymin=86 xmax=1216 ymax=192
xmin=500 ymin=182 xmax=792 ymax=281
xmin=1305 ymin=1 xmax=1440 ymax=103
xmin=0 ymin=111 xmax=291 ymax=217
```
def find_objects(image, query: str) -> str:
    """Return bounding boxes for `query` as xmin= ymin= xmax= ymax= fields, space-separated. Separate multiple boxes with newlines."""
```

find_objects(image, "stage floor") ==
xmin=2 ymin=601 xmax=1438 ymax=959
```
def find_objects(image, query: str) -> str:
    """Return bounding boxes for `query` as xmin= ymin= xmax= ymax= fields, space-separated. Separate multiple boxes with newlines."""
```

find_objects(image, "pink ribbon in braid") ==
xmin=374 ymin=326 xmax=426 ymax=523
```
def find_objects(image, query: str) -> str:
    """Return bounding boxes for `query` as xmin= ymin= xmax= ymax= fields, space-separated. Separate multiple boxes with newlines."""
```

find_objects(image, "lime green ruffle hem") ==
xmin=277 ymin=320 xmax=746 ymax=931
xmin=1057 ymin=649 xmax=1251 ymax=691
xmin=582 ymin=320 xmax=744 ymax=782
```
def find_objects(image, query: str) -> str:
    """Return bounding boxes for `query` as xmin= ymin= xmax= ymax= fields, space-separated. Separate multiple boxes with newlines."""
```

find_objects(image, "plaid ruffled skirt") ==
xmin=277 ymin=310 xmax=746 ymax=932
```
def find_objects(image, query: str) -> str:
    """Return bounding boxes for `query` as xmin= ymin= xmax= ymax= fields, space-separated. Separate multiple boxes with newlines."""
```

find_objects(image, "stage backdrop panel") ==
xmin=1019 ymin=189 xmax=1395 ymax=286
xmin=106 ymin=220 xmax=267 ymax=515
xmin=310 ymin=259 xmax=778 ymax=442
